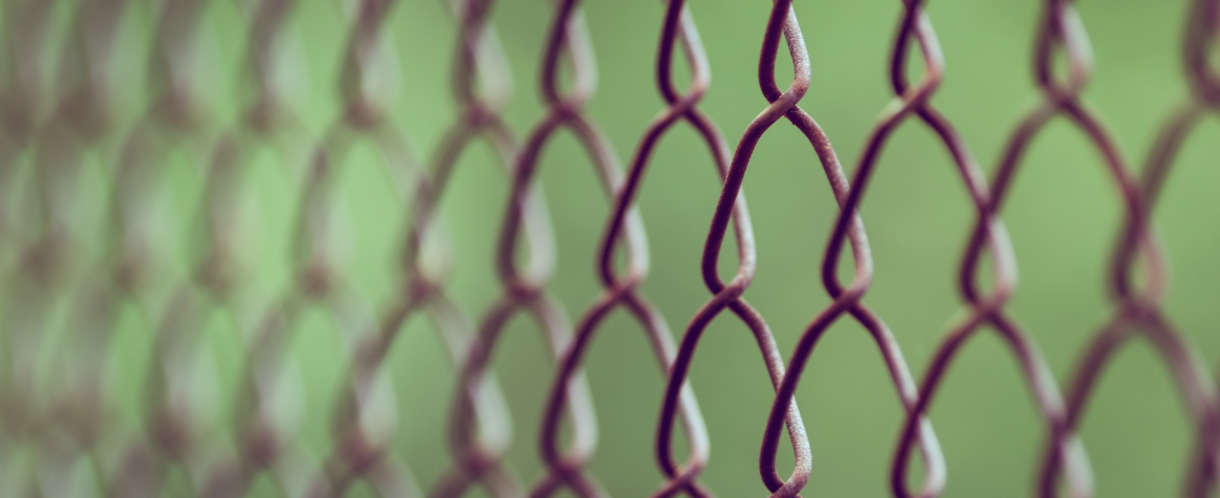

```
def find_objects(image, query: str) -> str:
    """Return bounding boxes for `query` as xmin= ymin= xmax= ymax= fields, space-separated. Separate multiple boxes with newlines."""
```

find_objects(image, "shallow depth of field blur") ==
xmin=3 ymin=0 xmax=1219 ymax=497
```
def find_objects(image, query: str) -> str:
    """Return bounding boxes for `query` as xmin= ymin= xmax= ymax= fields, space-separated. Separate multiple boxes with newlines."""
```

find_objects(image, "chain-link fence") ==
xmin=2 ymin=0 xmax=1219 ymax=496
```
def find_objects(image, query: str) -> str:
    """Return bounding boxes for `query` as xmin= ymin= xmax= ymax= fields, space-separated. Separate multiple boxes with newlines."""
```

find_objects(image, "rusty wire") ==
xmin=1036 ymin=1 xmax=1220 ymax=497
xmin=425 ymin=0 xmax=525 ymax=495
xmin=82 ymin=0 xmax=227 ymax=496
xmin=547 ymin=0 xmax=726 ymax=497
xmin=1 ymin=0 xmax=1219 ymax=497
xmin=878 ymin=0 xmax=1099 ymax=496
xmin=724 ymin=2 xmax=947 ymax=497
xmin=289 ymin=1 xmax=427 ymax=496
xmin=187 ymin=1 xmax=313 ymax=496
xmin=1 ymin=0 xmax=130 ymax=496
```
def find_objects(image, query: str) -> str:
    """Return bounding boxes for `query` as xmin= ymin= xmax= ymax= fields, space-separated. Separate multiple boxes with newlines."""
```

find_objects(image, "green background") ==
xmin=10 ymin=0 xmax=1220 ymax=496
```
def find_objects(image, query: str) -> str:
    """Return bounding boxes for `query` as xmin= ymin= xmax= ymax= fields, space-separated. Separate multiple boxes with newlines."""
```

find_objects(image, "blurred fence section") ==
xmin=1 ymin=0 xmax=1219 ymax=497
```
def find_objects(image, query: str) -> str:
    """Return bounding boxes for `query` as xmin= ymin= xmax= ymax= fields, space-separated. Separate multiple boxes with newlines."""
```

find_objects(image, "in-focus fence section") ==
xmin=0 ymin=0 xmax=1218 ymax=497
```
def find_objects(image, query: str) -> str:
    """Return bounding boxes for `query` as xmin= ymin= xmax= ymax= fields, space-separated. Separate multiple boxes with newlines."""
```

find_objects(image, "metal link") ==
xmin=484 ymin=0 xmax=604 ymax=496
xmin=541 ymin=0 xmax=724 ymax=497
xmin=730 ymin=2 xmax=944 ymax=497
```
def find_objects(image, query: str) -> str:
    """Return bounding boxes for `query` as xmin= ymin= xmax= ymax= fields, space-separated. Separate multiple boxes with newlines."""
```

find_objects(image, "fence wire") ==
xmin=1 ymin=0 xmax=1218 ymax=497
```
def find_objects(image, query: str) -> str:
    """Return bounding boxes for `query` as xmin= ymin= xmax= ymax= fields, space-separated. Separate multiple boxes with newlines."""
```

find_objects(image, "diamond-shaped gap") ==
xmin=158 ymin=463 xmax=195 ymax=497
xmin=430 ymin=126 xmax=514 ymax=325
xmin=243 ymin=470 xmax=290 ymax=498
xmin=1149 ymin=117 xmax=1220 ymax=363
xmin=387 ymin=307 xmax=457 ymax=489
xmin=325 ymin=131 xmax=415 ymax=312
xmin=917 ymin=325 xmax=1047 ymax=497
xmin=1064 ymin=337 xmax=1190 ymax=498
xmin=559 ymin=307 xmax=692 ymax=497
xmin=283 ymin=304 xmax=355 ymax=463
xmin=463 ymin=310 xmax=556 ymax=488
xmin=341 ymin=477 xmax=379 ymax=498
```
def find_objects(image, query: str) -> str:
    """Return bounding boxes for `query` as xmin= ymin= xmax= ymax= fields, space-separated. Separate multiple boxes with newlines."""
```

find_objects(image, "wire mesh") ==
xmin=1 ymin=0 xmax=1218 ymax=497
